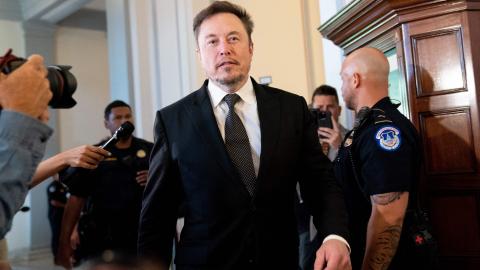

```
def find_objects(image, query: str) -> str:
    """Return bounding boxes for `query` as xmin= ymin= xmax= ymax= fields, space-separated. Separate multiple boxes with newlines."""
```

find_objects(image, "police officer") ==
xmin=334 ymin=47 xmax=421 ymax=270
xmin=56 ymin=100 xmax=153 ymax=269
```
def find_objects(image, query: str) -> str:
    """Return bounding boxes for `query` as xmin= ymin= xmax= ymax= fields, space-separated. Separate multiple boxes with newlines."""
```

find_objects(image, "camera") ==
xmin=0 ymin=49 xmax=77 ymax=108
xmin=310 ymin=109 xmax=333 ymax=138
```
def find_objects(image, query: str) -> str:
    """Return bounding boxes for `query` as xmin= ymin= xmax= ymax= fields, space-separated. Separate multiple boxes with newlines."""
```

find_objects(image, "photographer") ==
xmin=312 ymin=84 xmax=348 ymax=161
xmin=0 ymin=54 xmax=53 ymax=239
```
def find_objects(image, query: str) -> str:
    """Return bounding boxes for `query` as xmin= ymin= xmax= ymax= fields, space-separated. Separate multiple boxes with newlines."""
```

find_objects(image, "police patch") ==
xmin=375 ymin=126 xmax=401 ymax=151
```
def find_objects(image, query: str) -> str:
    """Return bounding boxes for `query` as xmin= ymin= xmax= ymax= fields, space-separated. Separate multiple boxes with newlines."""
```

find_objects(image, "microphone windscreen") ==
xmin=117 ymin=121 xmax=135 ymax=139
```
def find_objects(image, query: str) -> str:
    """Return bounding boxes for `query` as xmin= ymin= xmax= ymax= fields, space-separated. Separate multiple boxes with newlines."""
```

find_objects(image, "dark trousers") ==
xmin=48 ymin=206 xmax=64 ymax=258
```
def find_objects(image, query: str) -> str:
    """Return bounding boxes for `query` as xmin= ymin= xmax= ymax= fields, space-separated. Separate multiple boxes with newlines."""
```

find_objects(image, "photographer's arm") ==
xmin=29 ymin=145 xmax=110 ymax=189
xmin=0 ymin=111 xmax=52 ymax=238
xmin=0 ymin=55 xmax=53 ymax=238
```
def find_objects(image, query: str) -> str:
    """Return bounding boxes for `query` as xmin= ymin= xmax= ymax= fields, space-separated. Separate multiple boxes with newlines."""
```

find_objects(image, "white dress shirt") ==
xmin=207 ymin=79 xmax=261 ymax=176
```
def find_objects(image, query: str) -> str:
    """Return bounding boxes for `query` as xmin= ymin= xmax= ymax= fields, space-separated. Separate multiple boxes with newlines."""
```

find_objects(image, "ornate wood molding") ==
xmin=318 ymin=0 xmax=480 ymax=52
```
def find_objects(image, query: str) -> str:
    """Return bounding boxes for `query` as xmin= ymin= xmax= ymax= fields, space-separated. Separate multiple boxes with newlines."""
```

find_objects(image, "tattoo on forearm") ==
xmin=371 ymin=192 xmax=403 ymax=205
xmin=368 ymin=225 xmax=402 ymax=270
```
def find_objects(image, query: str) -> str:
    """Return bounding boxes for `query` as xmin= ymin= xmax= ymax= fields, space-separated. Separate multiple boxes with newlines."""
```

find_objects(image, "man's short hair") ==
xmin=312 ymin=85 xmax=339 ymax=104
xmin=193 ymin=1 xmax=254 ymax=44
xmin=104 ymin=100 xmax=131 ymax=120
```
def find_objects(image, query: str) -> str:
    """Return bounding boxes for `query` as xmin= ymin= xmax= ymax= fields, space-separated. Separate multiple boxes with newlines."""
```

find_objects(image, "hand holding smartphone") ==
xmin=310 ymin=109 xmax=333 ymax=138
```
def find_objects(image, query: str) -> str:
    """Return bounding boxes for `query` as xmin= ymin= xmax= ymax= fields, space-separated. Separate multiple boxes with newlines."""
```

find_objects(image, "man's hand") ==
xmin=136 ymin=170 xmax=148 ymax=186
xmin=70 ymin=226 xmax=80 ymax=250
xmin=318 ymin=116 xmax=342 ymax=150
xmin=61 ymin=145 xmax=111 ymax=169
xmin=39 ymin=109 xmax=50 ymax=124
xmin=314 ymin=239 xmax=351 ymax=270
xmin=0 ymin=55 xmax=52 ymax=119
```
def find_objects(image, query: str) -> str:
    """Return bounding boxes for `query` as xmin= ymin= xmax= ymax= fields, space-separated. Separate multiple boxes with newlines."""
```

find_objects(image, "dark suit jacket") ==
xmin=138 ymin=79 xmax=349 ymax=270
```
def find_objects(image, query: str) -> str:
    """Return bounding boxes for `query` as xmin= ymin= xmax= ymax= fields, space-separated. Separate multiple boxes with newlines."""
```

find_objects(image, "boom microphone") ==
xmin=60 ymin=121 xmax=135 ymax=187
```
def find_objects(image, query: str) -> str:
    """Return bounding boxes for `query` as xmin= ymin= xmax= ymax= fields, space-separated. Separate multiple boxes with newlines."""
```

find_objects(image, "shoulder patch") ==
xmin=375 ymin=126 xmax=401 ymax=151
xmin=372 ymin=108 xmax=392 ymax=125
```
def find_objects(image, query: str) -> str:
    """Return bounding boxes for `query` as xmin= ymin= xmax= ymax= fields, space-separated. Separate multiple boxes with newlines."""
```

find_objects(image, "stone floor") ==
xmin=8 ymin=248 xmax=83 ymax=270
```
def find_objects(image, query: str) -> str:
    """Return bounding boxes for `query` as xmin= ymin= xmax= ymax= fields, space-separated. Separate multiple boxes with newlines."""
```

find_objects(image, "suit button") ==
xmin=248 ymin=259 xmax=254 ymax=263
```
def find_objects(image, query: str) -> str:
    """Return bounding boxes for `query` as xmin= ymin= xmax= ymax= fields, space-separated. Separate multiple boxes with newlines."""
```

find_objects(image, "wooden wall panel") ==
xmin=412 ymin=28 xmax=467 ymax=96
xmin=430 ymin=195 xmax=480 ymax=256
xmin=419 ymin=108 xmax=476 ymax=175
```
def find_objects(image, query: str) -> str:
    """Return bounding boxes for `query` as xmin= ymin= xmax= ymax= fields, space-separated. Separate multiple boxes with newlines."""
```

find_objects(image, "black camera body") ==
xmin=0 ymin=49 xmax=77 ymax=108
xmin=310 ymin=109 xmax=333 ymax=138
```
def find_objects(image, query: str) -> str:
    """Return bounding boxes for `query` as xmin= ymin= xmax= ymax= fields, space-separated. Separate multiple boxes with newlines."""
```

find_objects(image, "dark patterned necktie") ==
xmin=224 ymin=94 xmax=257 ymax=197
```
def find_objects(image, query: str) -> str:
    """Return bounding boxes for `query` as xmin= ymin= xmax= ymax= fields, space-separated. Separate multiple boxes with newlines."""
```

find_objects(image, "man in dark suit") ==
xmin=138 ymin=2 xmax=351 ymax=270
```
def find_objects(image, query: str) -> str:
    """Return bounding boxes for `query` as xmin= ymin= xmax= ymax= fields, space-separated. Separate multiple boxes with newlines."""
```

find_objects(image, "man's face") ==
xmin=104 ymin=106 xmax=133 ymax=135
xmin=196 ymin=12 xmax=253 ymax=90
xmin=312 ymin=95 xmax=341 ymax=122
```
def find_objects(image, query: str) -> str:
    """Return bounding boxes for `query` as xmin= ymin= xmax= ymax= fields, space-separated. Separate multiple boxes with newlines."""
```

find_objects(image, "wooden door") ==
xmin=402 ymin=10 xmax=480 ymax=269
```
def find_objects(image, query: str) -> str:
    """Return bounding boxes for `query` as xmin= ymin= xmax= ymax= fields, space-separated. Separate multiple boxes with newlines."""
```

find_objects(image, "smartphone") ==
xmin=317 ymin=110 xmax=333 ymax=129
xmin=310 ymin=109 xmax=333 ymax=138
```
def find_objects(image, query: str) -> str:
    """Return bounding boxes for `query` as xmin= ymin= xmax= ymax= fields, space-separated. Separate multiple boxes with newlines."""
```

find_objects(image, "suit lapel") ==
xmin=254 ymin=81 xmax=281 ymax=182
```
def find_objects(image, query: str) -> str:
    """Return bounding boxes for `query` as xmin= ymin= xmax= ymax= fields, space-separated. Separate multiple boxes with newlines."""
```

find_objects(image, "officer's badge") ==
xmin=344 ymin=137 xmax=353 ymax=147
xmin=137 ymin=149 xmax=147 ymax=158
xmin=375 ymin=126 xmax=401 ymax=151
xmin=344 ymin=131 xmax=354 ymax=147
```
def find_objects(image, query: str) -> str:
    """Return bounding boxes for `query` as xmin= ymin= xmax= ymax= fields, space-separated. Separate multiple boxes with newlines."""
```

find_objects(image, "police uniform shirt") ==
xmin=47 ymin=181 xmax=68 ymax=205
xmin=333 ymin=97 xmax=420 ymax=268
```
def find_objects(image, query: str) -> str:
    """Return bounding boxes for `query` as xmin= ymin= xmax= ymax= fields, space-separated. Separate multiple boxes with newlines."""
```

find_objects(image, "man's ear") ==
xmin=249 ymin=42 xmax=254 ymax=54
xmin=352 ymin=72 xmax=361 ymax=89
xmin=104 ymin=119 xmax=108 ymax=130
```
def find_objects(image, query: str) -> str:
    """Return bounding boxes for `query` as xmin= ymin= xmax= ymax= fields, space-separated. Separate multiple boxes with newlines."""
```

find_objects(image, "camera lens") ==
xmin=46 ymin=65 xmax=77 ymax=108
xmin=0 ymin=53 xmax=78 ymax=109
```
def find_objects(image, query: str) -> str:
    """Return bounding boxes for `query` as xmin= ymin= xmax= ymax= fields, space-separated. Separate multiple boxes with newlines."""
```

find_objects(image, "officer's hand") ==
xmin=318 ymin=116 xmax=342 ymax=150
xmin=314 ymin=239 xmax=351 ymax=270
xmin=70 ymin=227 xmax=80 ymax=250
xmin=61 ymin=145 xmax=111 ymax=169
xmin=0 ymin=54 xmax=52 ymax=119
xmin=136 ymin=170 xmax=148 ymax=186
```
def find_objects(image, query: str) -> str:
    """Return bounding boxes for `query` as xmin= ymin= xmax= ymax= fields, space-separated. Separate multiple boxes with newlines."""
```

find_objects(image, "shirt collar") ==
xmin=208 ymin=77 xmax=255 ymax=108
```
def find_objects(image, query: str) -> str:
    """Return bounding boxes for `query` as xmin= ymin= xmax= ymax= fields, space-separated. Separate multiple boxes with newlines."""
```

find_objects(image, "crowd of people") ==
xmin=0 ymin=1 xmax=430 ymax=270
